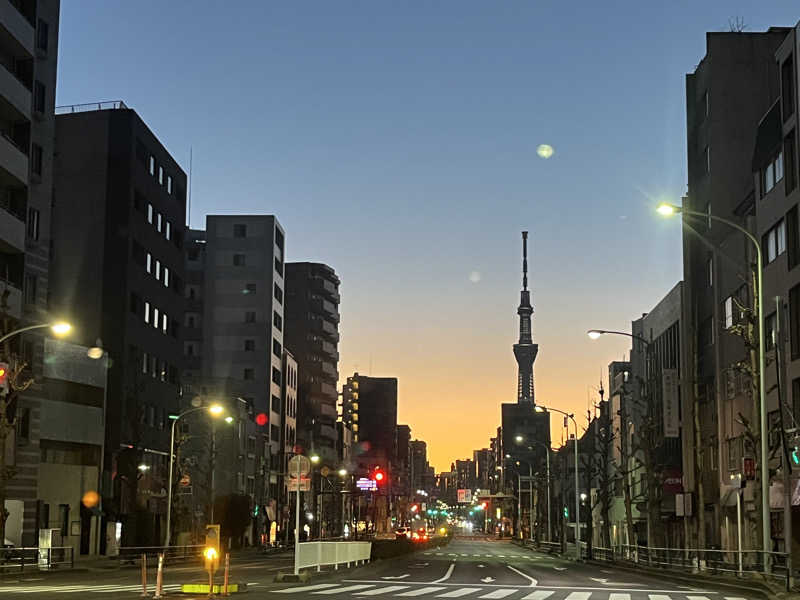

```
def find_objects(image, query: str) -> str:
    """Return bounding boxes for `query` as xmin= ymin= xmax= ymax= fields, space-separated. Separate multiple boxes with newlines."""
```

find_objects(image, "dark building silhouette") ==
xmin=51 ymin=104 xmax=187 ymax=546
xmin=410 ymin=440 xmax=427 ymax=492
xmin=284 ymin=262 xmax=340 ymax=463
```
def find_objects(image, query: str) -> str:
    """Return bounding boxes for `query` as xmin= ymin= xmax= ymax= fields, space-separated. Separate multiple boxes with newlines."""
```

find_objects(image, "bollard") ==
xmin=153 ymin=553 xmax=164 ymax=599
xmin=140 ymin=553 xmax=149 ymax=597
xmin=222 ymin=553 xmax=230 ymax=596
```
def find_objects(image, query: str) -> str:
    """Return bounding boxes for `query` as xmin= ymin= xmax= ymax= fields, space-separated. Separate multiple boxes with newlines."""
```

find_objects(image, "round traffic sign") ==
xmin=288 ymin=455 xmax=311 ymax=477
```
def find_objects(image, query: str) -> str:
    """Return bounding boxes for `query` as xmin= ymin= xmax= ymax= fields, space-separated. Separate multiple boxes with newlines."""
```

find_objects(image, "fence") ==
xmin=0 ymin=546 xmax=74 ymax=573
xmin=296 ymin=541 xmax=371 ymax=572
xmin=55 ymin=101 xmax=127 ymax=114
xmin=118 ymin=545 xmax=204 ymax=565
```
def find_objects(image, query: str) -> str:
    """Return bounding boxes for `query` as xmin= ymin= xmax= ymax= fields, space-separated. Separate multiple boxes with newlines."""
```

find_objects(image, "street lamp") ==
xmin=536 ymin=404 xmax=580 ymax=560
xmin=518 ymin=436 xmax=552 ymax=542
xmin=0 ymin=321 xmax=72 ymax=345
xmin=164 ymin=403 xmax=225 ymax=547
xmin=658 ymin=201 xmax=769 ymax=564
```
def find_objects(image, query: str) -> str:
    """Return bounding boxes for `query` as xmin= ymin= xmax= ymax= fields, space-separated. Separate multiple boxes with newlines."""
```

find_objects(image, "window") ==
xmin=146 ymin=252 xmax=152 ymax=273
xmin=185 ymin=342 xmax=195 ymax=357
xmin=243 ymin=368 xmax=254 ymax=381
xmin=27 ymin=207 xmax=39 ymax=240
xmin=36 ymin=19 xmax=48 ymax=53
xmin=24 ymin=274 xmax=35 ymax=304
xmin=162 ymin=312 xmax=168 ymax=334
xmin=147 ymin=203 xmax=154 ymax=224
xmin=275 ymin=257 xmax=283 ymax=276
xmin=157 ymin=213 xmax=162 ymax=233
xmin=787 ymin=131 xmax=797 ymax=194
xmin=783 ymin=56 xmax=795 ymax=122
xmin=33 ymin=80 xmax=45 ymax=113
xmin=273 ymin=338 xmax=282 ymax=358
xmin=271 ymin=367 xmax=281 ymax=386
xmin=167 ymin=176 xmax=173 ymax=195
xmin=149 ymin=156 xmax=155 ymax=176
xmin=142 ymin=351 xmax=148 ymax=374
xmin=245 ymin=311 xmax=256 ymax=323
xmin=766 ymin=311 xmax=777 ymax=351
xmin=247 ymin=436 xmax=256 ymax=454
xmin=58 ymin=504 xmax=69 ymax=537
xmin=155 ymin=259 xmax=161 ymax=280
xmin=764 ymin=219 xmax=787 ymax=263
xmin=234 ymin=224 xmax=247 ymax=238
xmin=245 ymin=283 xmax=256 ymax=294
xmin=274 ymin=283 xmax=283 ymax=304
xmin=272 ymin=395 xmax=281 ymax=413
xmin=144 ymin=302 xmax=151 ymax=324
xmin=791 ymin=283 xmax=800 ymax=360
xmin=165 ymin=221 xmax=172 ymax=241
xmin=763 ymin=151 xmax=784 ymax=196
xmin=153 ymin=307 xmax=159 ymax=329
xmin=724 ymin=296 xmax=734 ymax=329
xmin=789 ymin=206 xmax=800 ymax=270
xmin=275 ymin=227 xmax=284 ymax=251
xmin=271 ymin=424 xmax=280 ymax=442
xmin=727 ymin=437 xmax=741 ymax=472
xmin=163 ymin=267 xmax=170 ymax=287
xmin=273 ymin=311 xmax=282 ymax=331
xmin=233 ymin=253 xmax=246 ymax=266
xmin=158 ymin=166 xmax=164 ymax=186
xmin=244 ymin=339 xmax=255 ymax=352
xmin=31 ymin=144 xmax=42 ymax=176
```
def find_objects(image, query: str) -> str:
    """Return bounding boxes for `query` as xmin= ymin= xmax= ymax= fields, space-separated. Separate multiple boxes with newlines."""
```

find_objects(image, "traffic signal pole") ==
xmin=293 ymin=457 xmax=301 ymax=577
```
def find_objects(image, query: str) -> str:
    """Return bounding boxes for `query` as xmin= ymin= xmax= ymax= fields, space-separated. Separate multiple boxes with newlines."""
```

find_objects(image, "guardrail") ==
xmin=0 ymin=546 xmax=74 ymax=573
xmin=118 ymin=545 xmax=204 ymax=565
xmin=296 ymin=541 xmax=371 ymax=572
xmin=55 ymin=101 xmax=127 ymax=114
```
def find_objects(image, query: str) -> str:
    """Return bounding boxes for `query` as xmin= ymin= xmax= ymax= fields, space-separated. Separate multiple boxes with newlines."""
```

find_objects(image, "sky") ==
xmin=57 ymin=1 xmax=800 ymax=473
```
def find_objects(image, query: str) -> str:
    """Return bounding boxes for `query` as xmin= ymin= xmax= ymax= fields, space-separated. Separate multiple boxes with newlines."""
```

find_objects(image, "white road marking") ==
xmin=609 ymin=594 xmax=631 ymax=600
xmin=479 ymin=590 xmax=517 ymax=599
xmin=590 ymin=578 xmax=607 ymax=584
xmin=381 ymin=574 xmax=410 ymax=580
xmin=436 ymin=589 xmax=482 ymax=598
xmin=648 ymin=596 xmax=671 ymax=600
xmin=507 ymin=565 xmax=538 ymax=587
xmin=480 ymin=577 xmax=495 ymax=583
xmin=354 ymin=585 xmax=410 ymax=595
xmin=274 ymin=583 xmax=340 ymax=593
xmin=396 ymin=587 xmax=447 ymax=597
xmin=432 ymin=562 xmax=457 ymax=583
xmin=553 ymin=566 xmax=568 ymax=571
xmin=565 ymin=593 xmax=592 ymax=600
xmin=723 ymin=598 xmax=748 ymax=600
xmin=313 ymin=584 xmax=376 ymax=594
xmin=687 ymin=597 xmax=712 ymax=600
xmin=520 ymin=592 xmax=555 ymax=600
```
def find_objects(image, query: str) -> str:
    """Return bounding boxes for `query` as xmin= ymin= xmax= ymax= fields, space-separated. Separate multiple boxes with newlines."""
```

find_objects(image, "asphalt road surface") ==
xmin=0 ymin=537 xmax=759 ymax=599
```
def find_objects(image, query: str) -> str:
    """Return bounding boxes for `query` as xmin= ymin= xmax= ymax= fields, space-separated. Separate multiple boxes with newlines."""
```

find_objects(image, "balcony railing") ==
xmin=55 ymin=100 xmax=128 ymax=115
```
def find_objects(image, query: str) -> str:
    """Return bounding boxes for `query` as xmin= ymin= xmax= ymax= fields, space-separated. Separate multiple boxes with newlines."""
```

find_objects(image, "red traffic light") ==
xmin=255 ymin=413 xmax=268 ymax=426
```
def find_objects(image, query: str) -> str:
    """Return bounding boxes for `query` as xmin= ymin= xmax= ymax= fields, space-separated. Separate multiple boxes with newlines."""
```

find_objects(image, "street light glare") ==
xmin=587 ymin=330 xmax=602 ymax=340
xmin=515 ymin=435 xmax=523 ymax=443
xmin=208 ymin=404 xmax=224 ymax=415
xmin=656 ymin=203 xmax=679 ymax=216
xmin=310 ymin=455 xmax=320 ymax=463
xmin=50 ymin=322 xmax=72 ymax=336
xmin=224 ymin=415 xmax=234 ymax=424
xmin=534 ymin=405 xmax=545 ymax=413
xmin=338 ymin=468 xmax=347 ymax=477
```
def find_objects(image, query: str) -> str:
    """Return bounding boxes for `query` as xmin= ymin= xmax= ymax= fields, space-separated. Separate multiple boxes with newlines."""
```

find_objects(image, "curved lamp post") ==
xmin=164 ymin=403 xmax=225 ymax=547
xmin=536 ymin=404 xmax=579 ymax=560
xmin=658 ymin=201 xmax=769 ymax=566
xmin=0 ymin=321 xmax=71 ymax=345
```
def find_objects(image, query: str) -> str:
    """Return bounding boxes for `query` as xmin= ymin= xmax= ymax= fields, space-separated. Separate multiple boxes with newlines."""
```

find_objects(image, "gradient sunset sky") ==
xmin=58 ymin=1 xmax=800 ymax=472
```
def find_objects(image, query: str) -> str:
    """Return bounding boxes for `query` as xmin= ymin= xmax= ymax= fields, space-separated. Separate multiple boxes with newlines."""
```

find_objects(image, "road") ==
xmin=0 ymin=537 xmax=757 ymax=599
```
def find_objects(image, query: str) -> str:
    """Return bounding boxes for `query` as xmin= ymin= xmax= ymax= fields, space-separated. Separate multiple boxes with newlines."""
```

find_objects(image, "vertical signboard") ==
xmin=457 ymin=489 xmax=471 ymax=504
xmin=662 ymin=368 xmax=680 ymax=438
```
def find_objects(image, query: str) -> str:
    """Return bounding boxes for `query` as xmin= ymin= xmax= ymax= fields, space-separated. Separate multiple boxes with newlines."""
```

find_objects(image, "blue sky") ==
xmin=57 ymin=1 xmax=800 ymax=470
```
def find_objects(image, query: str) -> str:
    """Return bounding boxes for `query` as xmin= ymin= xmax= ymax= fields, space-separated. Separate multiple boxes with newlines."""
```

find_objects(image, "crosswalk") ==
xmin=0 ymin=583 xmax=186 ymax=594
xmin=423 ymin=553 xmax=544 ymax=559
xmin=271 ymin=583 xmax=750 ymax=600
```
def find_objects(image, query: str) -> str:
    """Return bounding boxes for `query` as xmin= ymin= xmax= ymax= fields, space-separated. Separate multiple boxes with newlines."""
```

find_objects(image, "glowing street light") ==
xmin=310 ymin=455 xmax=320 ymax=464
xmin=208 ymin=404 xmax=224 ymax=416
xmin=338 ymin=468 xmax=347 ymax=477
xmin=224 ymin=415 xmax=234 ymax=424
xmin=0 ymin=321 xmax=73 ymax=345
xmin=515 ymin=435 xmax=523 ymax=443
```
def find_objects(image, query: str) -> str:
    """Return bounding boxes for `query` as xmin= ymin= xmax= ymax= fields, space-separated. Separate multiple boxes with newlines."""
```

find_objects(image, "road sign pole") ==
xmin=294 ymin=457 xmax=301 ymax=576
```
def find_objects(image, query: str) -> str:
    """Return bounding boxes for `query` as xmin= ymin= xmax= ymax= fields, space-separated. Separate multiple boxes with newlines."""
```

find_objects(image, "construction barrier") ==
xmin=296 ymin=541 xmax=371 ymax=572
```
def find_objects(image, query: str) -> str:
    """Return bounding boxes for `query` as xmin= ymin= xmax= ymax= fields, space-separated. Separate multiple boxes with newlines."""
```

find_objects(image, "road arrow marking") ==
xmin=506 ymin=565 xmax=538 ymax=587
xmin=477 ymin=564 xmax=485 ymax=568
xmin=381 ymin=574 xmax=410 ymax=580
xmin=480 ymin=577 xmax=496 ymax=583
xmin=553 ymin=567 xmax=567 ymax=571
xmin=590 ymin=578 xmax=608 ymax=584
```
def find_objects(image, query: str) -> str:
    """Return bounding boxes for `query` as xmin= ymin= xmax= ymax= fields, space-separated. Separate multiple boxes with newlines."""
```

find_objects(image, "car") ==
xmin=395 ymin=527 xmax=411 ymax=540
xmin=411 ymin=527 xmax=429 ymax=542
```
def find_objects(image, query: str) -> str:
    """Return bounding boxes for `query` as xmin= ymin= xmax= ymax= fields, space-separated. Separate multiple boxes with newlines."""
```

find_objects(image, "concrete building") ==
xmin=683 ymin=26 xmax=790 ymax=551
xmin=284 ymin=262 xmax=340 ymax=464
xmin=51 ymin=103 xmax=187 ymax=547
xmin=0 ymin=0 xmax=59 ymax=548
xmin=395 ymin=424 xmax=411 ymax=498
xmin=473 ymin=448 xmax=491 ymax=491
xmin=410 ymin=440 xmax=427 ymax=492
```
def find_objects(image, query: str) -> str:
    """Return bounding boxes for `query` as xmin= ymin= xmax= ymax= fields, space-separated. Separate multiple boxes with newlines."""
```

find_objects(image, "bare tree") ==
xmin=728 ymin=17 xmax=747 ymax=33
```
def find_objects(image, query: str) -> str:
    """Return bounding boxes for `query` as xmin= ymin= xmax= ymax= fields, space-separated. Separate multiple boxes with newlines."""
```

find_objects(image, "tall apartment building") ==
xmin=284 ymin=262 xmax=340 ymax=463
xmin=683 ymin=27 xmax=790 ymax=551
xmin=395 ymin=424 xmax=411 ymax=497
xmin=186 ymin=215 xmax=286 ymax=544
xmin=280 ymin=349 xmax=297 ymax=509
xmin=473 ymin=448 xmax=491 ymax=491
xmin=51 ymin=104 xmax=187 ymax=546
xmin=341 ymin=373 xmax=398 ymax=472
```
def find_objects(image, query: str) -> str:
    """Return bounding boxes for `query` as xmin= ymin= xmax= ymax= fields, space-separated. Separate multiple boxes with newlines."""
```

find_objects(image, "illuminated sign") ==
xmin=356 ymin=478 xmax=377 ymax=491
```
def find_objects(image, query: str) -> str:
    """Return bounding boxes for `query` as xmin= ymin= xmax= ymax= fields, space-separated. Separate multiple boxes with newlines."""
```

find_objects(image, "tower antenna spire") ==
xmin=522 ymin=231 xmax=528 ymax=291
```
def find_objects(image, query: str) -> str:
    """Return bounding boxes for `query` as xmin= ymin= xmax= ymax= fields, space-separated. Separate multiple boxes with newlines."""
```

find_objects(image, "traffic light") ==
xmin=480 ymin=502 xmax=487 ymax=510
xmin=255 ymin=413 xmax=268 ymax=426
xmin=373 ymin=466 xmax=385 ymax=484
xmin=203 ymin=546 xmax=219 ymax=574
xmin=0 ymin=362 xmax=8 ymax=395
xmin=793 ymin=446 xmax=800 ymax=466
xmin=563 ymin=506 xmax=569 ymax=518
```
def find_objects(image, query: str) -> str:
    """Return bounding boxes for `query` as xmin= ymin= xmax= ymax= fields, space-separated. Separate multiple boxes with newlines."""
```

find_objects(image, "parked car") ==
xmin=395 ymin=527 xmax=411 ymax=540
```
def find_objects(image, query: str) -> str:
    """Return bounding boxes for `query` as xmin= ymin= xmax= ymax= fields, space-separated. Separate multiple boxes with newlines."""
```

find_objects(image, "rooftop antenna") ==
xmin=522 ymin=231 xmax=528 ymax=291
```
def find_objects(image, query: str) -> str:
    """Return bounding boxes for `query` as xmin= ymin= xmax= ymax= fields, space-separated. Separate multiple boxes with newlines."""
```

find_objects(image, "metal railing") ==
xmin=55 ymin=101 xmax=128 ymax=115
xmin=295 ymin=541 xmax=371 ymax=572
xmin=0 ymin=546 xmax=74 ymax=573
xmin=118 ymin=544 xmax=204 ymax=565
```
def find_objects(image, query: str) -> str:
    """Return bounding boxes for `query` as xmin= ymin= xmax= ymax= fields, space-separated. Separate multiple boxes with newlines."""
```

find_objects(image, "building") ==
xmin=284 ymin=262 xmax=340 ymax=464
xmin=455 ymin=459 xmax=476 ymax=493
xmin=683 ymin=26 xmax=791 ymax=552
xmin=51 ymin=103 xmax=187 ymax=547
xmin=395 ymin=424 xmax=411 ymax=497
xmin=473 ymin=448 xmax=491 ymax=491
xmin=277 ymin=349 xmax=297 ymax=542
xmin=0 ymin=0 xmax=60 ymax=548
xmin=410 ymin=440 xmax=427 ymax=492
xmin=192 ymin=214 xmax=286 ymax=544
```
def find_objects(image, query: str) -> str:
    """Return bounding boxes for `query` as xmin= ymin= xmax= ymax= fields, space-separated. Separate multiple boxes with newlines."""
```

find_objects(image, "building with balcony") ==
xmin=51 ymin=103 xmax=187 ymax=547
xmin=0 ymin=0 xmax=59 ymax=548
xmin=284 ymin=262 xmax=340 ymax=463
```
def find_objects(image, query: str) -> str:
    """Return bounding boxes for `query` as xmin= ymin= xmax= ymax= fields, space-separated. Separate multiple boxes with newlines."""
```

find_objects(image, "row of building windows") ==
xmin=136 ymin=138 xmax=179 ymax=199
xmin=130 ymin=293 xmax=179 ymax=337
xmin=133 ymin=190 xmax=183 ymax=249
xmin=139 ymin=403 xmax=169 ymax=430
xmin=136 ymin=347 xmax=179 ymax=385
xmin=132 ymin=240 xmax=183 ymax=294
